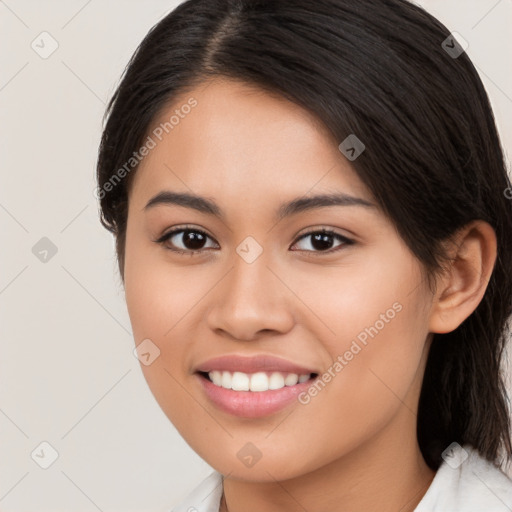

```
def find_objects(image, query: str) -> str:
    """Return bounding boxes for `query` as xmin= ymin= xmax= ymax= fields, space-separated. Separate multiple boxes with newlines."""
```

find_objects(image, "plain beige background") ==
xmin=1 ymin=0 xmax=511 ymax=510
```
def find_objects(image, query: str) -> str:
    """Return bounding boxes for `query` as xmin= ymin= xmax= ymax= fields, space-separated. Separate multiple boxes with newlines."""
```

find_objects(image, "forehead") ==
xmin=129 ymin=78 xmax=372 ymax=207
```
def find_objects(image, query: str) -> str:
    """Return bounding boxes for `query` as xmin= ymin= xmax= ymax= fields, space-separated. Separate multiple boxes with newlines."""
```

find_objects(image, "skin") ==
xmin=122 ymin=78 xmax=497 ymax=512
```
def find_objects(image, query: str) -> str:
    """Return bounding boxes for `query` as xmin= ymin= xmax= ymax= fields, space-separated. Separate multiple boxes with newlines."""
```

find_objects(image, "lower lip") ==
xmin=195 ymin=373 xmax=317 ymax=418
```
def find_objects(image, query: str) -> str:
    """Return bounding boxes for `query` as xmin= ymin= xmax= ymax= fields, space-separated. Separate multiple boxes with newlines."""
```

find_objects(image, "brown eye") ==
xmin=178 ymin=230 xmax=208 ymax=250
xmin=291 ymin=229 xmax=354 ymax=253
xmin=155 ymin=227 xmax=219 ymax=254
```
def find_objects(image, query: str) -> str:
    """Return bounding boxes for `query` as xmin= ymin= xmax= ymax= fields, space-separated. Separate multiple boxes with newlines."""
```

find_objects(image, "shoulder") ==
xmin=168 ymin=471 xmax=223 ymax=512
xmin=415 ymin=443 xmax=512 ymax=512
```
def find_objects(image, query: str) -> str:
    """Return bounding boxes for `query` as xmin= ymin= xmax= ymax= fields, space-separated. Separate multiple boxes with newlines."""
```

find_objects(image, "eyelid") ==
xmin=294 ymin=225 xmax=353 ymax=241
xmin=154 ymin=224 xmax=218 ymax=244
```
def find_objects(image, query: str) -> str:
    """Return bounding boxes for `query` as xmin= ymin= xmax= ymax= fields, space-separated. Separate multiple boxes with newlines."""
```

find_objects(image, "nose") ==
xmin=206 ymin=251 xmax=295 ymax=341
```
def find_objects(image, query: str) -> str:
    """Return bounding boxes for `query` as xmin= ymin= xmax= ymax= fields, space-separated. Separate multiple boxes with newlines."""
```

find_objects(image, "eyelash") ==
xmin=154 ymin=225 xmax=355 ymax=257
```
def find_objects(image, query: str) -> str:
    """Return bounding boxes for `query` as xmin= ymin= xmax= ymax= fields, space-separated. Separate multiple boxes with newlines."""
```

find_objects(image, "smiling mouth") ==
xmin=197 ymin=370 xmax=318 ymax=392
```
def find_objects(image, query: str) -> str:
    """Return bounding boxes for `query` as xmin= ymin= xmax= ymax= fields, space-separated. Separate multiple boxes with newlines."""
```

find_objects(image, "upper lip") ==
xmin=194 ymin=354 xmax=318 ymax=375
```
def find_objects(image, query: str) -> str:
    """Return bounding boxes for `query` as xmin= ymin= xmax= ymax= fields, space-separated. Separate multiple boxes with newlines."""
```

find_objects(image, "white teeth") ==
xmin=207 ymin=370 xmax=312 ymax=391
xmin=231 ymin=371 xmax=250 ymax=391
xmin=221 ymin=371 xmax=232 ymax=389
xmin=284 ymin=373 xmax=299 ymax=386
xmin=249 ymin=372 xmax=269 ymax=392
xmin=268 ymin=372 xmax=285 ymax=390
xmin=210 ymin=370 xmax=223 ymax=386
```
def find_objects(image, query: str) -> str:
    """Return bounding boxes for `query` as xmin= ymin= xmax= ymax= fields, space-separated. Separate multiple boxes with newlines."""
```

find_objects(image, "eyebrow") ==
xmin=144 ymin=190 xmax=376 ymax=221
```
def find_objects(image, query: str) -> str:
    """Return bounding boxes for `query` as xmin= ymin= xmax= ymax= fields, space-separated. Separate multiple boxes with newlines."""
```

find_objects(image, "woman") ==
xmin=96 ymin=0 xmax=512 ymax=510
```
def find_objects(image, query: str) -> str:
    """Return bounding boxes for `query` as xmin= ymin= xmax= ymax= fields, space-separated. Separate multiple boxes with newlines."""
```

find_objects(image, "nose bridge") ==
xmin=229 ymin=248 xmax=272 ymax=302
xmin=224 ymin=233 xmax=275 ymax=299
xmin=206 ymin=241 xmax=294 ymax=339
xmin=226 ymin=242 xmax=278 ymax=312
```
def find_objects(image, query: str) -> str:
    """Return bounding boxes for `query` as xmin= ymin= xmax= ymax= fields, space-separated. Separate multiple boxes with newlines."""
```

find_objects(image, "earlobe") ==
xmin=428 ymin=220 xmax=497 ymax=334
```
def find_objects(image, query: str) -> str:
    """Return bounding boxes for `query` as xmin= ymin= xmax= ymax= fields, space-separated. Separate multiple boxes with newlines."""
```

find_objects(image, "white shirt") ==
xmin=169 ymin=444 xmax=512 ymax=511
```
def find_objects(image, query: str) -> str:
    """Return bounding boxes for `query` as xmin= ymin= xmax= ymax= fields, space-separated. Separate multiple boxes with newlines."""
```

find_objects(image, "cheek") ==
xmin=287 ymin=252 xmax=429 ymax=419
xmin=123 ymin=243 xmax=207 ymax=432
xmin=282 ymin=246 xmax=425 ymax=357
xmin=123 ymin=240 xmax=221 ymax=405
xmin=281 ymin=287 xmax=429 ymax=475
xmin=124 ymin=239 xmax=208 ymax=342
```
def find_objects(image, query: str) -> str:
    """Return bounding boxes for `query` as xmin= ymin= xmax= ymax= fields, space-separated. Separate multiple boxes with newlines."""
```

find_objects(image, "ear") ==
xmin=429 ymin=220 xmax=497 ymax=334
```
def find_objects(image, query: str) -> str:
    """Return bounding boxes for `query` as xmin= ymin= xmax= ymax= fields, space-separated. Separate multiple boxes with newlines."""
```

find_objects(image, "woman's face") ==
xmin=124 ymin=78 xmax=435 ymax=480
